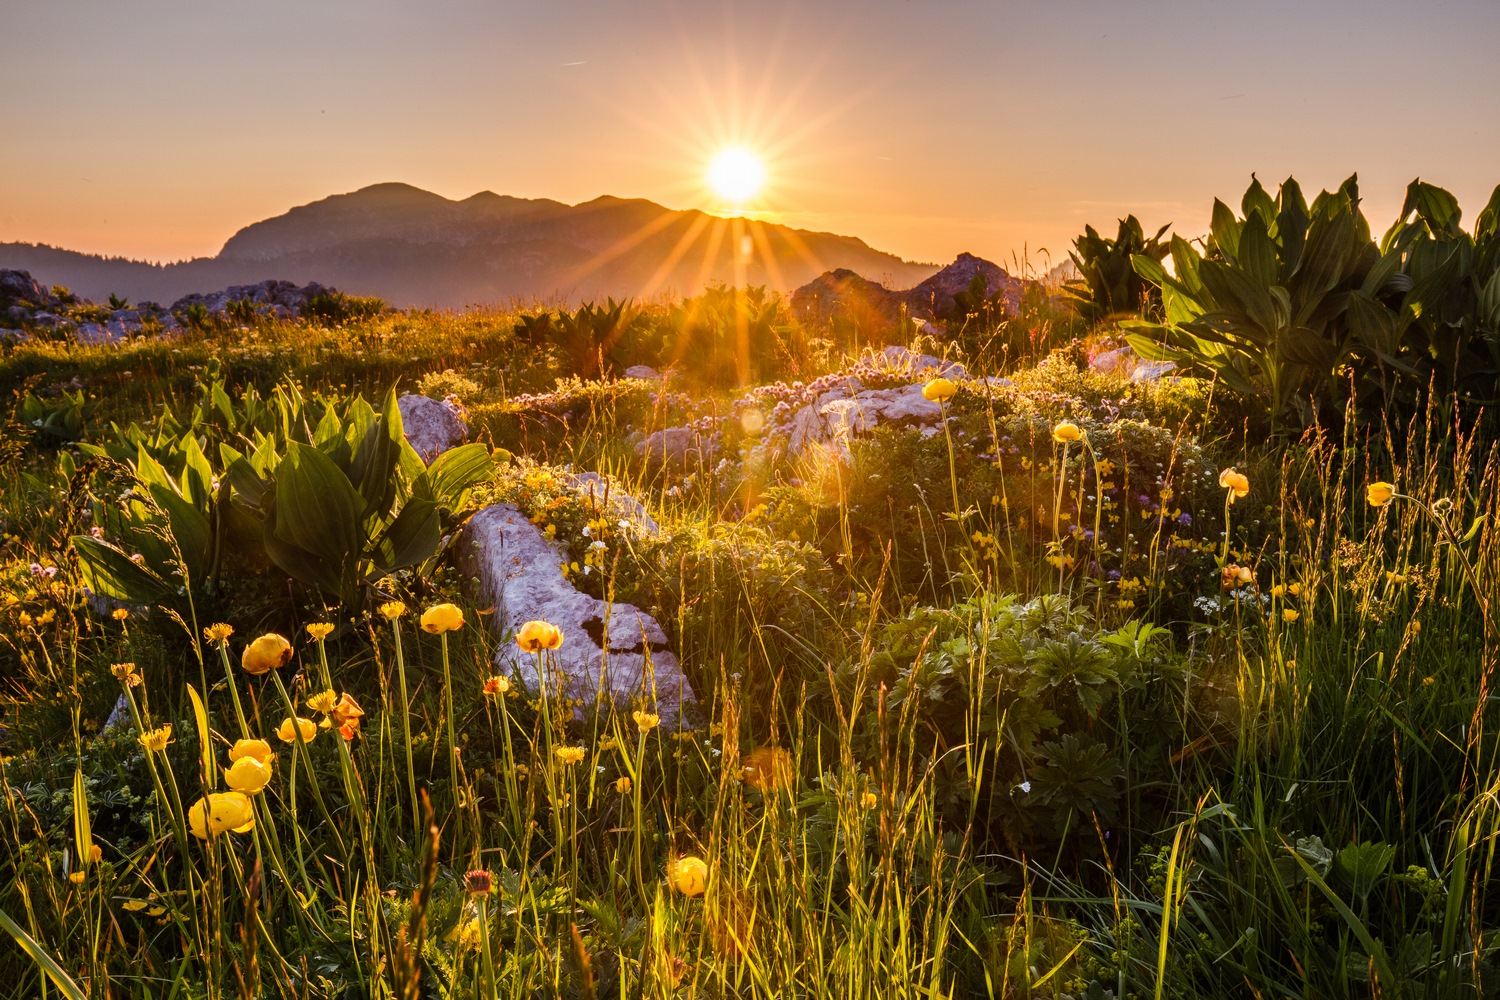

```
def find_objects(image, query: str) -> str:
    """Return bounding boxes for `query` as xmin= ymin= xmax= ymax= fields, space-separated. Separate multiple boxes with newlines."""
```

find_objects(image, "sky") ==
xmin=3 ymin=0 xmax=1500 ymax=270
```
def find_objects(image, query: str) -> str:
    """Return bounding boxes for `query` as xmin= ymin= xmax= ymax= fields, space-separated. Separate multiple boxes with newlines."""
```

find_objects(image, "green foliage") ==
xmin=69 ymin=367 xmax=492 ymax=611
xmin=304 ymin=290 xmax=387 ymax=326
xmin=870 ymin=592 xmax=1178 ymax=849
xmin=16 ymin=389 xmax=91 ymax=446
xmin=1126 ymin=174 xmax=1500 ymax=431
xmin=1065 ymin=215 xmax=1172 ymax=323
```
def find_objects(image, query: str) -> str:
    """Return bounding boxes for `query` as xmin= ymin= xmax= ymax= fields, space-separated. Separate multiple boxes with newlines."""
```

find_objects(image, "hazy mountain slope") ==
xmin=1 ymin=184 xmax=936 ymax=307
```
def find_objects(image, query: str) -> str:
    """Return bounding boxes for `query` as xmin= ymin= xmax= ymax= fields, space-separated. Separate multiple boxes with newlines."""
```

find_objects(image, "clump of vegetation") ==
xmin=2 ymin=175 xmax=1500 ymax=998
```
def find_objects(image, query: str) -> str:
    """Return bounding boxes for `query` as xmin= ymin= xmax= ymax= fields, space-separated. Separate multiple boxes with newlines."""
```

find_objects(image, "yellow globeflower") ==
xmin=276 ymin=717 xmax=318 ymax=743
xmin=483 ymin=675 xmax=511 ymax=696
xmin=138 ymin=724 xmax=173 ymax=753
xmin=228 ymin=739 xmax=273 ymax=767
xmin=241 ymin=633 xmax=292 ymax=675
xmin=862 ymin=791 xmax=879 ymax=810
xmin=921 ymin=377 xmax=957 ymax=403
xmin=306 ymin=622 xmax=335 ymax=641
xmin=1052 ymin=421 xmax=1083 ymax=444
xmin=614 ymin=776 xmax=632 ymax=794
xmin=517 ymin=619 xmax=564 ymax=653
xmin=741 ymin=746 xmax=794 ymax=792
xmin=633 ymin=710 xmax=661 ymax=734
xmin=224 ymin=756 xmax=272 ymax=795
xmin=1282 ymin=609 xmax=1300 ymax=623
xmin=1218 ymin=468 xmax=1250 ymax=502
xmin=187 ymin=792 xmax=256 ymax=838
xmin=669 ymin=856 xmax=709 ymax=897
xmin=1367 ymin=482 xmax=1396 ymax=508
xmin=420 ymin=603 xmax=465 ymax=634
xmin=378 ymin=601 xmax=407 ymax=621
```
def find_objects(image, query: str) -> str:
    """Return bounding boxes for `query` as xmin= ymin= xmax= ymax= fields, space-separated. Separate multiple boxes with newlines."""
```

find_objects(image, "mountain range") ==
xmin=0 ymin=183 xmax=937 ymax=308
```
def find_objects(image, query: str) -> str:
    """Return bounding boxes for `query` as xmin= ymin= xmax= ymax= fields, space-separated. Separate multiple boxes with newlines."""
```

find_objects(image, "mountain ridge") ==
xmin=1 ymin=184 xmax=937 ymax=307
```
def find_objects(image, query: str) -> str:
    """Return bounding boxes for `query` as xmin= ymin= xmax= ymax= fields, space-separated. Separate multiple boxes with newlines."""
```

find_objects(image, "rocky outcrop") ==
xmin=397 ymin=394 xmax=468 ymax=463
xmin=460 ymin=504 xmax=697 ymax=724
xmin=636 ymin=425 xmax=721 ymax=468
xmin=903 ymin=252 xmax=1023 ymax=318
xmin=566 ymin=472 xmax=659 ymax=536
xmin=169 ymin=279 xmax=334 ymax=323
xmin=876 ymin=345 xmax=968 ymax=380
xmin=760 ymin=374 xmax=946 ymax=459
xmin=790 ymin=253 xmax=1027 ymax=328
xmin=1090 ymin=345 xmax=1176 ymax=382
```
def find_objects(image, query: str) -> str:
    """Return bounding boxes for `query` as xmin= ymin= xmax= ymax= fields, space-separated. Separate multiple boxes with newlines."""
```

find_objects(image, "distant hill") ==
xmin=0 ymin=183 xmax=937 ymax=308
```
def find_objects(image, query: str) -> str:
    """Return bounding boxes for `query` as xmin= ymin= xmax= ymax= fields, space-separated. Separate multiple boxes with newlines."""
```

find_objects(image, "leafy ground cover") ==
xmin=2 ymin=177 xmax=1499 ymax=998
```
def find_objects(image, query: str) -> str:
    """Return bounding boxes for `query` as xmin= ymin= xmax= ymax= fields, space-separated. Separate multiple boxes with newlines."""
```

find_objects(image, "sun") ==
xmin=707 ymin=147 xmax=766 ymax=206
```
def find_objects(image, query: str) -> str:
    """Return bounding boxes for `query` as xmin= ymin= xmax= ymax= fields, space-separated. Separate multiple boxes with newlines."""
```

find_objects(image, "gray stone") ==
xmin=636 ymin=426 xmax=719 ymax=467
xmin=624 ymin=365 xmax=660 ymax=380
xmin=565 ymin=472 xmax=659 ymax=536
xmin=398 ymin=394 xmax=468 ymax=463
xmin=460 ymin=504 xmax=697 ymax=724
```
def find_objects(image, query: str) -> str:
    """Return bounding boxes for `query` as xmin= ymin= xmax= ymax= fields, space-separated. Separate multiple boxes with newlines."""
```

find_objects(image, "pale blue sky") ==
xmin=3 ymin=0 xmax=1497 ymax=267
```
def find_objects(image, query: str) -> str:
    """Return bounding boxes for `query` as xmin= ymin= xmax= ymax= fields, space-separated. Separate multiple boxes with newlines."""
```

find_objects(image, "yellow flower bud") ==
xmin=241 ymin=633 xmax=292 ymax=675
xmin=224 ymin=756 xmax=272 ymax=795
xmin=187 ymin=792 xmax=256 ymax=838
xmin=1051 ymin=421 xmax=1082 ymax=444
xmin=669 ymin=855 xmax=709 ymax=897
xmin=228 ymin=739 xmax=273 ymax=767
xmin=1367 ymin=482 xmax=1396 ymax=508
xmin=516 ymin=619 xmax=564 ymax=653
xmin=276 ymin=717 xmax=318 ymax=743
xmin=420 ymin=603 xmax=465 ymax=634
xmin=921 ymin=377 xmax=957 ymax=403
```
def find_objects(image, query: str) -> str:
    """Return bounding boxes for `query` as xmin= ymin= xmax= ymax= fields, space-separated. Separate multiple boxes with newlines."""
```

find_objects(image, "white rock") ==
xmin=566 ymin=472 xmax=659 ymax=537
xmin=460 ymin=504 xmax=697 ymax=724
xmin=398 ymin=394 xmax=468 ymax=463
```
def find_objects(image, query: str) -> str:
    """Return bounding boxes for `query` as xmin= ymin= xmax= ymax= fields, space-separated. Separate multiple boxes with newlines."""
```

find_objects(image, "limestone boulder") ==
xmin=398 ymin=394 xmax=468 ymax=463
xmin=460 ymin=504 xmax=697 ymax=724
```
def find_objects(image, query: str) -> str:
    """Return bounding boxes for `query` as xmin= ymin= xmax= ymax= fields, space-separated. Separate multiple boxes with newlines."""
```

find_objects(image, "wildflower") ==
xmin=741 ymin=746 xmax=794 ymax=792
xmin=110 ymin=662 xmax=141 ymax=687
xmin=1218 ymin=468 xmax=1250 ymax=502
xmin=111 ymin=608 xmax=130 ymax=622
xmin=455 ymin=917 xmax=484 ymax=951
xmin=517 ymin=619 xmax=564 ymax=653
xmin=669 ymin=855 xmax=709 ymax=897
xmin=1271 ymin=584 xmax=1286 ymax=598
xmin=1288 ymin=583 xmax=1303 ymax=597
xmin=633 ymin=710 xmax=660 ymax=733
xmin=204 ymin=623 xmax=234 ymax=643
xmin=614 ymin=776 xmax=632 ymax=794
xmin=862 ymin=791 xmax=879 ymax=810
xmin=225 ymin=756 xmax=272 ymax=795
xmin=1018 ymin=781 xmax=1032 ymax=794
xmin=1422 ymin=676 xmax=1435 ymax=686
xmin=330 ymin=693 xmax=365 ymax=739
xmin=145 ymin=905 xmax=165 ymax=917
xmin=921 ymin=377 xmax=957 ymax=403
xmin=138 ymin=724 xmax=173 ymax=752
xmin=241 ymin=633 xmax=292 ymax=675
xmin=554 ymin=745 xmax=586 ymax=765
xmin=464 ymin=869 xmax=493 ymax=895
xmin=69 ymin=871 xmax=86 ymax=884
xmin=122 ymin=899 xmax=148 ymax=912
xmin=1052 ymin=420 xmax=1082 ymax=444
xmin=378 ymin=601 xmax=407 ymax=620
xmin=1282 ymin=609 xmax=1300 ymax=623
xmin=420 ymin=603 xmax=464 ymax=634
xmin=228 ymin=739 xmax=273 ymax=766
xmin=187 ymin=791 xmax=256 ymax=838
xmin=1367 ymin=482 xmax=1396 ymax=508
xmin=483 ymin=675 xmax=510 ymax=696
xmin=306 ymin=689 xmax=338 ymax=714
xmin=306 ymin=622 xmax=335 ymax=641
xmin=276 ymin=717 xmax=317 ymax=743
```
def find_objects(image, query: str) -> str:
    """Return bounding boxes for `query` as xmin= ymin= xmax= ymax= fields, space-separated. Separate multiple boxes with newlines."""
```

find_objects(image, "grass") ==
xmin=0 ymin=291 xmax=1497 ymax=998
